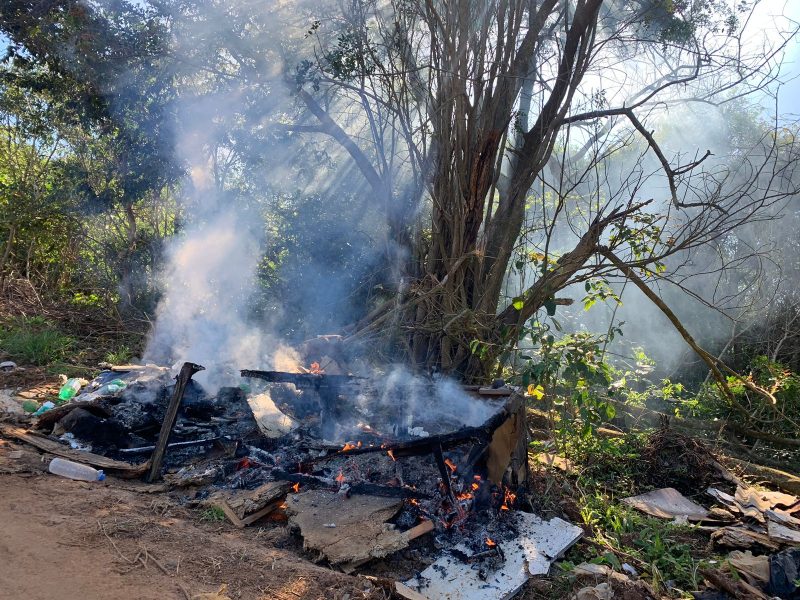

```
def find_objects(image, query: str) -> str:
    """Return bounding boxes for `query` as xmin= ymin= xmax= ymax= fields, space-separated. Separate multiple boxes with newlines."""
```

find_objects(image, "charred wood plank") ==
xmin=240 ymin=370 xmax=364 ymax=388
xmin=0 ymin=424 xmax=149 ymax=478
xmin=271 ymin=469 xmax=431 ymax=499
xmin=33 ymin=401 xmax=112 ymax=431
xmin=146 ymin=362 xmax=204 ymax=482
xmin=433 ymin=443 xmax=457 ymax=506
xmin=301 ymin=396 xmax=521 ymax=466
xmin=119 ymin=436 xmax=224 ymax=455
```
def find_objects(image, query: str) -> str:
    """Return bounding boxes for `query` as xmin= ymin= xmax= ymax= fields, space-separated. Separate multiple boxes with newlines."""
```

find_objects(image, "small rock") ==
xmin=0 ymin=361 xmax=17 ymax=371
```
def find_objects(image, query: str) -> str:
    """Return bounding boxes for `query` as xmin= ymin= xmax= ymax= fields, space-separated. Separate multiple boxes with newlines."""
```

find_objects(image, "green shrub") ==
xmin=104 ymin=345 xmax=134 ymax=365
xmin=0 ymin=317 xmax=75 ymax=365
xmin=199 ymin=506 xmax=226 ymax=522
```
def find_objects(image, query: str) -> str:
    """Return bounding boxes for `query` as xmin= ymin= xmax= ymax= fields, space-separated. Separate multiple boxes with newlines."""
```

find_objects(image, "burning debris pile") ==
xmin=3 ymin=354 xmax=583 ymax=600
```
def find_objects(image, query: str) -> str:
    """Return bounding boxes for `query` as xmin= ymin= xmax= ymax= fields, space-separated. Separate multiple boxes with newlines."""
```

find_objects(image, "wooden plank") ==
xmin=240 ymin=499 xmax=286 ymax=526
xmin=146 ymin=362 xmax=204 ymax=482
xmin=0 ymin=424 xmax=149 ymax=478
xmin=222 ymin=481 xmax=291 ymax=520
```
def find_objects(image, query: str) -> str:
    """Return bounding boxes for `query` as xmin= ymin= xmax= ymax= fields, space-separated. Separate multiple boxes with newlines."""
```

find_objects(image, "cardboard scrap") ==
xmin=395 ymin=512 xmax=582 ymax=600
xmin=623 ymin=487 xmax=709 ymax=521
xmin=533 ymin=452 xmax=575 ymax=473
xmin=285 ymin=490 xmax=429 ymax=566
xmin=726 ymin=550 xmax=770 ymax=586
xmin=574 ymin=583 xmax=613 ymax=600
xmin=707 ymin=485 xmax=800 ymax=547
xmin=767 ymin=520 xmax=800 ymax=544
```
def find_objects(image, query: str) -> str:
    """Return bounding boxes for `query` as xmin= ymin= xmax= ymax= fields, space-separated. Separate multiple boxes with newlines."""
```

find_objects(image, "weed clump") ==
xmin=640 ymin=425 xmax=721 ymax=495
xmin=0 ymin=317 xmax=75 ymax=366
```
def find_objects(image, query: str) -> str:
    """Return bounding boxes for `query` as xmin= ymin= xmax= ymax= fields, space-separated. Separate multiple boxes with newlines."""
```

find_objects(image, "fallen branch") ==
xmin=600 ymin=249 xmax=747 ymax=416
xmin=720 ymin=457 xmax=800 ymax=496
xmin=0 ymin=424 xmax=149 ymax=477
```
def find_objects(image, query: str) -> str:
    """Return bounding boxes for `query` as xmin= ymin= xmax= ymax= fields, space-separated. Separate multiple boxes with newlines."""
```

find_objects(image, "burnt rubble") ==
xmin=18 ymin=360 xmax=581 ymax=597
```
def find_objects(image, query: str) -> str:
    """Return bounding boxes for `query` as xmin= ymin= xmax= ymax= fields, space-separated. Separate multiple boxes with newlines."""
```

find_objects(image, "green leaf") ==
xmin=512 ymin=297 xmax=524 ymax=311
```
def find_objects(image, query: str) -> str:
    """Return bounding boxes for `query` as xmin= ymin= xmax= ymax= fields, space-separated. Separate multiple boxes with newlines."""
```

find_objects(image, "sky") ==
xmin=749 ymin=0 xmax=800 ymax=116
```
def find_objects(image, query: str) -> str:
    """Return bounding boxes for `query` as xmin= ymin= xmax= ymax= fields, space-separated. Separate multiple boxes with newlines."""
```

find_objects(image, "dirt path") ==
xmin=0 ymin=441 xmax=385 ymax=600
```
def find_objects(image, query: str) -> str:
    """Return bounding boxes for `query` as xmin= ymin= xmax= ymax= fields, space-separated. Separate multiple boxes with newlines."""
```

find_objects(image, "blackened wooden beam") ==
xmin=146 ymin=362 xmax=205 ymax=482
xmin=270 ymin=469 xmax=431 ymax=499
xmin=298 ymin=395 xmax=522 ymax=468
xmin=240 ymin=369 xmax=365 ymax=388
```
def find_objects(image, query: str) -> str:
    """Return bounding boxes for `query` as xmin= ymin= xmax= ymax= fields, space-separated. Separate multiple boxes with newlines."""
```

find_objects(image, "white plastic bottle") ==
xmin=48 ymin=457 xmax=106 ymax=482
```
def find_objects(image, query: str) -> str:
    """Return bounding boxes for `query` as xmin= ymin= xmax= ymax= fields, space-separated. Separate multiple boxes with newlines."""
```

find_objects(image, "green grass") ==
xmin=0 ymin=317 xmax=75 ymax=366
xmin=104 ymin=344 xmax=134 ymax=365
xmin=551 ymin=431 xmax=722 ymax=597
xmin=199 ymin=506 xmax=226 ymax=523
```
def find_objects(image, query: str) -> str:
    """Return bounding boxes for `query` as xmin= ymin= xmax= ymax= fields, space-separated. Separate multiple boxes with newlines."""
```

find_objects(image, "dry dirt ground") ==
xmin=0 ymin=439 xmax=387 ymax=600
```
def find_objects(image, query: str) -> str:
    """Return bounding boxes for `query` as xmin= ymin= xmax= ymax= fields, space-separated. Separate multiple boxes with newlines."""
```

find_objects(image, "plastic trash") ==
xmin=48 ymin=457 xmax=105 ymax=482
xmin=33 ymin=401 xmax=55 ymax=416
xmin=95 ymin=378 xmax=127 ymax=395
xmin=58 ymin=378 xmax=84 ymax=402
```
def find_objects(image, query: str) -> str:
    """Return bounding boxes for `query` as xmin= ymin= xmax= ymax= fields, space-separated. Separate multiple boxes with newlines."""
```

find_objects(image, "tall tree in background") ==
xmin=294 ymin=0 xmax=800 ymax=378
xmin=2 ymin=0 xmax=799 ymax=381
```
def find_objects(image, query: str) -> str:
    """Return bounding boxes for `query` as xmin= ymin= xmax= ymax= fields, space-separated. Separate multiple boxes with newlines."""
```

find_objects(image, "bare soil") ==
xmin=0 ymin=440 xmax=386 ymax=600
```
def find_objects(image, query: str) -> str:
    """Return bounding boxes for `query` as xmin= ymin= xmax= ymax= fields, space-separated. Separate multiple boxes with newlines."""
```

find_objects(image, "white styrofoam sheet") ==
xmin=396 ymin=512 xmax=583 ymax=600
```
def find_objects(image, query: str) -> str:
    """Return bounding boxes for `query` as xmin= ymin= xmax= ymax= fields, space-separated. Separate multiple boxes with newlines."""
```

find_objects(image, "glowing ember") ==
xmin=444 ymin=458 xmax=457 ymax=472
xmin=292 ymin=482 xmax=300 ymax=493
xmin=335 ymin=470 xmax=345 ymax=484
xmin=342 ymin=442 xmax=358 ymax=452
xmin=308 ymin=361 xmax=325 ymax=374
xmin=486 ymin=537 xmax=497 ymax=547
xmin=387 ymin=449 xmax=396 ymax=461
xmin=500 ymin=486 xmax=517 ymax=511
xmin=471 ymin=482 xmax=480 ymax=491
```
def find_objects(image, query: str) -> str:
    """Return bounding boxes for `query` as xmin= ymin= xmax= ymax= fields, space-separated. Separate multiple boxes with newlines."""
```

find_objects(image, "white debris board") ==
xmin=395 ymin=513 xmax=582 ymax=600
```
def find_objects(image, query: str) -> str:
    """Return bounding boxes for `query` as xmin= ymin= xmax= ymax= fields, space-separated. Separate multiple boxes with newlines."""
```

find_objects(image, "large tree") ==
xmin=290 ymin=0 xmax=800 ymax=378
xmin=3 ymin=0 xmax=799 ymax=382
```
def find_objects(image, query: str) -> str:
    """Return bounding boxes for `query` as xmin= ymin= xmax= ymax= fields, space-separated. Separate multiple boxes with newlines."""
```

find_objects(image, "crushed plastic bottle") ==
xmin=96 ymin=378 xmax=127 ymax=395
xmin=21 ymin=400 xmax=39 ymax=413
xmin=33 ymin=401 xmax=55 ymax=416
xmin=48 ymin=457 xmax=105 ymax=482
xmin=58 ymin=378 xmax=84 ymax=402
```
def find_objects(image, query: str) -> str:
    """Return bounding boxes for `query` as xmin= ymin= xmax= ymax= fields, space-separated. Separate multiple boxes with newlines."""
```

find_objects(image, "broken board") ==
xmin=246 ymin=391 xmax=299 ymax=438
xmin=285 ymin=489 xmax=429 ymax=566
xmin=0 ymin=424 xmax=149 ymax=478
xmin=210 ymin=481 xmax=291 ymax=528
xmin=623 ymin=487 xmax=709 ymax=521
xmin=395 ymin=512 xmax=582 ymax=600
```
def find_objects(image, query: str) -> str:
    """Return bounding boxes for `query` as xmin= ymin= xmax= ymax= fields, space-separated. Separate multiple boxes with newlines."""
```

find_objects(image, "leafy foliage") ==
xmin=0 ymin=317 xmax=75 ymax=365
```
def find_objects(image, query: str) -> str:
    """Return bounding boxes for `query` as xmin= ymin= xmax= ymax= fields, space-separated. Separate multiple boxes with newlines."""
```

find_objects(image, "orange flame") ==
xmin=486 ymin=537 xmax=497 ymax=547
xmin=444 ymin=458 xmax=457 ymax=472
xmin=292 ymin=482 xmax=300 ymax=493
xmin=500 ymin=487 xmax=517 ymax=511
xmin=387 ymin=449 xmax=396 ymax=461
xmin=309 ymin=362 xmax=325 ymax=374
xmin=342 ymin=442 xmax=358 ymax=452
xmin=335 ymin=470 xmax=345 ymax=484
